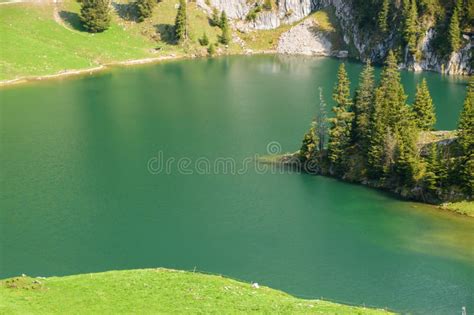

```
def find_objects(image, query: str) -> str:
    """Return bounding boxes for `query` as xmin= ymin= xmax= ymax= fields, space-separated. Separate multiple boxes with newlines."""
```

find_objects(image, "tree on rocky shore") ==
xmin=219 ymin=11 xmax=231 ymax=45
xmin=378 ymin=0 xmax=390 ymax=33
xmin=403 ymin=0 xmax=418 ymax=55
xmin=298 ymin=52 xmax=471 ymax=201
xmin=80 ymin=0 xmax=111 ymax=33
xmin=448 ymin=6 xmax=461 ymax=53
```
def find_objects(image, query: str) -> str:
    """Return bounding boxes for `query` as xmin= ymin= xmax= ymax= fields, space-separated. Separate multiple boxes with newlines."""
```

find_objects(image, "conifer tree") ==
xmin=136 ymin=0 xmax=155 ymax=22
xmin=210 ymin=7 xmax=220 ymax=27
xmin=80 ymin=0 xmax=111 ymax=33
xmin=378 ymin=0 xmax=390 ymax=33
xmin=458 ymin=78 xmax=474 ymax=153
xmin=300 ymin=119 xmax=319 ymax=161
xmin=423 ymin=143 xmax=447 ymax=192
xmin=404 ymin=0 xmax=418 ymax=55
xmin=316 ymin=87 xmax=329 ymax=152
xmin=457 ymin=78 xmax=474 ymax=194
xmin=394 ymin=118 xmax=420 ymax=187
xmin=448 ymin=7 xmax=461 ymax=53
xmin=328 ymin=64 xmax=354 ymax=174
xmin=219 ymin=11 xmax=231 ymax=45
xmin=353 ymin=61 xmax=375 ymax=152
xmin=424 ymin=144 xmax=440 ymax=192
xmin=175 ymin=0 xmax=187 ymax=43
xmin=368 ymin=51 xmax=409 ymax=179
xmin=413 ymin=78 xmax=436 ymax=130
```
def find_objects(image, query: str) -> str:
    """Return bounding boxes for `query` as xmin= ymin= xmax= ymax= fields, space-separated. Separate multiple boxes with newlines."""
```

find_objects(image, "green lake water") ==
xmin=0 ymin=55 xmax=472 ymax=314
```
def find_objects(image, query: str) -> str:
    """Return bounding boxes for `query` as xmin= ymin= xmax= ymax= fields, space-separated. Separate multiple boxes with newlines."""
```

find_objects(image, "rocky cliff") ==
xmin=197 ymin=0 xmax=472 ymax=75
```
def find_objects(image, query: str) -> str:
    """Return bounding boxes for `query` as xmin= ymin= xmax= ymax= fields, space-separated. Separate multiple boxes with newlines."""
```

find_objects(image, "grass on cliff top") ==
xmin=0 ymin=269 xmax=393 ymax=314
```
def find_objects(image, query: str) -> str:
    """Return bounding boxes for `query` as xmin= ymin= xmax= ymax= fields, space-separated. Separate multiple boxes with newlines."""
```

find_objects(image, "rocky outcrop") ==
xmin=196 ymin=0 xmax=317 ymax=30
xmin=277 ymin=19 xmax=331 ymax=56
xmin=198 ymin=0 xmax=472 ymax=75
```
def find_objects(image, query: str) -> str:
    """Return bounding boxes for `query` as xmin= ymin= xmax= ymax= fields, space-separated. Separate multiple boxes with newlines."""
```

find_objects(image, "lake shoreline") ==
xmin=0 ymin=50 xmax=278 ymax=88
xmin=2 ymin=49 xmax=469 ymax=88
xmin=259 ymin=153 xmax=474 ymax=218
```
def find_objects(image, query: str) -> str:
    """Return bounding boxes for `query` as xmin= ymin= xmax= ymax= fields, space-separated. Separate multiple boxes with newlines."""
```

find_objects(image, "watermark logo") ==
xmin=147 ymin=141 xmax=300 ymax=175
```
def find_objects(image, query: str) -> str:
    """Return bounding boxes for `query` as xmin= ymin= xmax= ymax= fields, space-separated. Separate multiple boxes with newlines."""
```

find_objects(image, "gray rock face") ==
xmin=198 ymin=0 xmax=472 ymax=74
xmin=198 ymin=0 xmax=251 ymax=20
xmin=278 ymin=0 xmax=316 ymax=24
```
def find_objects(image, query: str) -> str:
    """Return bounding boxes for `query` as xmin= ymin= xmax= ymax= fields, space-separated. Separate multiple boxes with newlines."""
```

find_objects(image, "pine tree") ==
xmin=136 ymin=0 xmax=155 ymax=22
xmin=413 ymin=78 xmax=436 ymax=130
xmin=368 ymin=51 xmax=410 ymax=180
xmin=448 ymin=7 xmax=461 ymax=53
xmin=457 ymin=78 xmax=474 ymax=195
xmin=394 ymin=118 xmax=420 ymax=187
xmin=353 ymin=61 xmax=375 ymax=152
xmin=219 ymin=11 xmax=231 ymax=45
xmin=458 ymin=78 xmax=474 ymax=153
xmin=378 ymin=0 xmax=390 ymax=33
xmin=404 ymin=0 xmax=418 ymax=55
xmin=300 ymin=119 xmax=319 ymax=161
xmin=424 ymin=144 xmax=440 ymax=192
xmin=316 ymin=87 xmax=329 ymax=152
xmin=210 ymin=7 xmax=220 ymax=27
xmin=328 ymin=63 xmax=354 ymax=174
xmin=80 ymin=0 xmax=111 ymax=33
xmin=174 ymin=0 xmax=187 ymax=43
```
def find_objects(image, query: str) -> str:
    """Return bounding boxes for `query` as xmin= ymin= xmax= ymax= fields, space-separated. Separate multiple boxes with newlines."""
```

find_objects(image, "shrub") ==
xmin=199 ymin=32 xmax=209 ymax=46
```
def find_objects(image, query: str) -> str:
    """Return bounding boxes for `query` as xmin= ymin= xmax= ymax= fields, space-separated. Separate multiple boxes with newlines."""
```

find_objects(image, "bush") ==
xmin=246 ymin=5 xmax=261 ymax=22
xmin=208 ymin=43 xmax=216 ymax=56
xmin=262 ymin=0 xmax=272 ymax=11
xmin=199 ymin=32 xmax=209 ymax=46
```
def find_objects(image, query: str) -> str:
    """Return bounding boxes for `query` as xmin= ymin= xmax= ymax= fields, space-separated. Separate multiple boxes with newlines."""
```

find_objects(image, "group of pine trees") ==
xmin=300 ymin=51 xmax=473 ymax=201
xmin=78 ymin=0 xmax=231 ymax=54
xmin=372 ymin=0 xmax=469 ymax=59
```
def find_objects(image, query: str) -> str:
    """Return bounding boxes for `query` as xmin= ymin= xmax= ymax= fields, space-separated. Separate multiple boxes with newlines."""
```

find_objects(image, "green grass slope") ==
xmin=0 ymin=0 xmax=242 ymax=81
xmin=0 ymin=268 xmax=392 ymax=314
xmin=0 ymin=2 xmax=155 ymax=81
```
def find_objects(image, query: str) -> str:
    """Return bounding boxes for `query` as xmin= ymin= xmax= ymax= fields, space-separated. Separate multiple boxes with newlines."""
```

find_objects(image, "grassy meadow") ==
xmin=0 ymin=268 xmax=393 ymax=314
xmin=0 ymin=0 xmax=339 ymax=82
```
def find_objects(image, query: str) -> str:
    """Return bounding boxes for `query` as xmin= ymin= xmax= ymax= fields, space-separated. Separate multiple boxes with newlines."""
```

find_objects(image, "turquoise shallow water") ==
xmin=0 ymin=55 xmax=472 ymax=314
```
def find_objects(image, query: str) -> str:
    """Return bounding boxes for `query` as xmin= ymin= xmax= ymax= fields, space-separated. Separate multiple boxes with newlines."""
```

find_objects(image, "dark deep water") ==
xmin=1 ymin=55 xmax=472 ymax=314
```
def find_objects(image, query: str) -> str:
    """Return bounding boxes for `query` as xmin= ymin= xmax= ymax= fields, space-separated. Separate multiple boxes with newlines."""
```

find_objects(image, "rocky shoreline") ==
xmin=200 ymin=0 xmax=472 ymax=75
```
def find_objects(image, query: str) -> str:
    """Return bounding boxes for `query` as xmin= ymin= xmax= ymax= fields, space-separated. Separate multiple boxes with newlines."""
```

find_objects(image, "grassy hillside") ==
xmin=0 ymin=0 xmax=341 ymax=82
xmin=0 ymin=2 xmax=153 ymax=80
xmin=0 ymin=268 xmax=392 ymax=314
xmin=0 ymin=0 xmax=238 ymax=81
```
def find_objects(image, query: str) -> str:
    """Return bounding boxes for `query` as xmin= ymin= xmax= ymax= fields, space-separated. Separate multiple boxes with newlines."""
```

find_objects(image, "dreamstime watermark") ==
xmin=147 ymin=141 xmax=305 ymax=175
